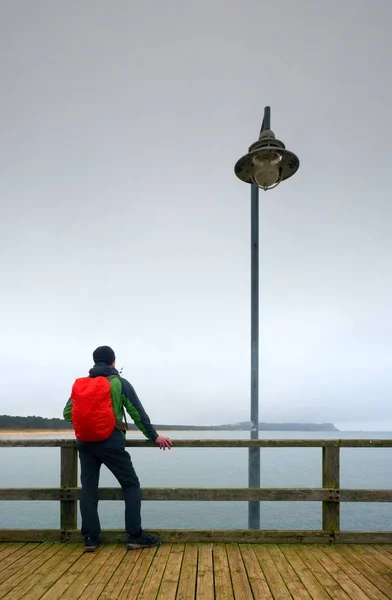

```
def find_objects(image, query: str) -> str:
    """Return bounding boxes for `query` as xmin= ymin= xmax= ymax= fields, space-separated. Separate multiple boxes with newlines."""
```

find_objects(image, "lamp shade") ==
xmin=234 ymin=129 xmax=300 ymax=191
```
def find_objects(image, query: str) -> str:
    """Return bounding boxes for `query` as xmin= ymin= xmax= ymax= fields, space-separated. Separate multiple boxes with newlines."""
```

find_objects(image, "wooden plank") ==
xmin=0 ymin=543 xmax=63 ymax=596
xmin=98 ymin=546 xmax=141 ymax=600
xmin=341 ymin=546 xmax=392 ymax=597
xmin=333 ymin=532 xmax=392 ymax=544
xmin=225 ymin=544 xmax=254 ymax=600
xmin=321 ymin=545 xmax=391 ymax=600
xmin=0 ymin=487 xmax=336 ymax=501
xmin=2 ymin=438 xmax=392 ymax=448
xmin=60 ymin=446 xmax=78 ymax=530
xmin=266 ymin=545 xmax=312 ymax=599
xmin=0 ymin=543 xmax=44 ymax=581
xmin=307 ymin=545 xmax=371 ymax=600
xmin=68 ymin=437 xmax=392 ymax=448
xmin=322 ymin=445 xmax=340 ymax=532
xmin=252 ymin=545 xmax=292 ymax=600
xmin=345 ymin=545 xmax=392 ymax=595
xmin=115 ymin=487 xmax=334 ymax=502
xmin=0 ymin=543 xmax=39 ymax=576
xmin=0 ymin=490 xmax=64 ymax=500
xmin=117 ymin=546 xmax=160 ymax=600
xmin=213 ymin=544 xmax=234 ymax=600
xmin=376 ymin=544 xmax=392 ymax=556
xmin=51 ymin=544 xmax=118 ymax=600
xmin=1 ymin=544 xmax=81 ymax=600
xmin=77 ymin=546 xmax=127 ymax=600
xmin=196 ymin=543 xmax=214 ymax=600
xmin=0 ymin=530 xmax=62 ymax=543
xmin=84 ymin=529 xmax=331 ymax=544
xmin=372 ymin=544 xmax=392 ymax=560
xmin=156 ymin=544 xmax=184 ymax=600
xmin=0 ymin=440 xmax=77 ymax=448
xmin=33 ymin=545 xmax=101 ymax=600
xmin=344 ymin=544 xmax=392 ymax=577
xmin=294 ymin=546 xmax=351 ymax=600
xmin=239 ymin=544 xmax=272 ymax=600
xmin=176 ymin=543 xmax=198 ymax=600
xmin=0 ymin=543 xmax=22 ymax=561
xmin=350 ymin=544 xmax=392 ymax=570
xmin=279 ymin=545 xmax=332 ymax=600
xmin=0 ymin=528 xmax=333 ymax=544
xmin=136 ymin=544 xmax=171 ymax=600
xmin=371 ymin=544 xmax=392 ymax=565
xmin=1 ymin=529 xmax=391 ymax=546
xmin=2 ymin=487 xmax=392 ymax=502
xmin=338 ymin=490 xmax=392 ymax=502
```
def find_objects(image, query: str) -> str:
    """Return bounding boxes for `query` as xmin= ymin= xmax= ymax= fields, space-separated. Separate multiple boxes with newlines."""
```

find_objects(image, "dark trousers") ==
xmin=77 ymin=430 xmax=141 ymax=539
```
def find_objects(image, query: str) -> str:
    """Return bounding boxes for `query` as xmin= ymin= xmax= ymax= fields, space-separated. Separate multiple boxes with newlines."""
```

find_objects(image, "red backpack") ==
xmin=71 ymin=376 xmax=115 ymax=442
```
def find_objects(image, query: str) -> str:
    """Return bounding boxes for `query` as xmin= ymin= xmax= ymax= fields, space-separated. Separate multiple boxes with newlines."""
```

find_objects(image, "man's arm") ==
xmin=63 ymin=398 xmax=72 ymax=422
xmin=120 ymin=378 xmax=159 ymax=441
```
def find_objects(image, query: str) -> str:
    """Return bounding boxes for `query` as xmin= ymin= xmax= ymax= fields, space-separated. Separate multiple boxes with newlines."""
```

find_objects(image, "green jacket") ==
xmin=63 ymin=363 xmax=158 ymax=441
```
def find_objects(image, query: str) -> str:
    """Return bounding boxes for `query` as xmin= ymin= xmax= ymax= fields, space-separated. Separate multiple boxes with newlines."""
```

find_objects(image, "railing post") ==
xmin=60 ymin=445 xmax=78 ymax=532
xmin=322 ymin=444 xmax=340 ymax=532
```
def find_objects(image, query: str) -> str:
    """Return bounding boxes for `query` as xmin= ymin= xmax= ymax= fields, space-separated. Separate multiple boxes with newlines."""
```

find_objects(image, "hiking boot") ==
xmin=127 ymin=532 xmax=160 ymax=549
xmin=84 ymin=536 xmax=100 ymax=552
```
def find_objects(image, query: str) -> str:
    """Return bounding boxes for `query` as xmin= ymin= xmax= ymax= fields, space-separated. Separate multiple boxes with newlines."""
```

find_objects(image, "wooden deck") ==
xmin=0 ymin=543 xmax=391 ymax=599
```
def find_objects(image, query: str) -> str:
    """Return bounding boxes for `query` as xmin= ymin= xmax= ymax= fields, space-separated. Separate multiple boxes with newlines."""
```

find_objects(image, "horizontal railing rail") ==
xmin=1 ymin=438 xmax=391 ymax=544
xmin=1 ymin=438 xmax=392 ymax=447
xmin=1 ymin=487 xmax=392 ymax=502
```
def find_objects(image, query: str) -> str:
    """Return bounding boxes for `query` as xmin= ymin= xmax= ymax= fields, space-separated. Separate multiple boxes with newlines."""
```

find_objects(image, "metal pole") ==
xmin=248 ymin=182 xmax=260 ymax=529
xmin=259 ymin=106 xmax=271 ymax=136
xmin=248 ymin=105 xmax=269 ymax=529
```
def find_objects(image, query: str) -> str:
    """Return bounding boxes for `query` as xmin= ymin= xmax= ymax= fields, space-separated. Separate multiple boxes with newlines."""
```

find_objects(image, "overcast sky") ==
xmin=1 ymin=0 xmax=391 ymax=430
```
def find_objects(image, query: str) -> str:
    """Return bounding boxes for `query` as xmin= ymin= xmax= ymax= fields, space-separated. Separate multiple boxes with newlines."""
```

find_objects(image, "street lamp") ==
xmin=234 ymin=106 xmax=300 ymax=529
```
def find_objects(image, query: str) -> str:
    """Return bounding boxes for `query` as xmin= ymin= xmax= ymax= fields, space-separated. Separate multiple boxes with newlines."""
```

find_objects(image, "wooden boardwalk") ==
xmin=0 ymin=543 xmax=392 ymax=600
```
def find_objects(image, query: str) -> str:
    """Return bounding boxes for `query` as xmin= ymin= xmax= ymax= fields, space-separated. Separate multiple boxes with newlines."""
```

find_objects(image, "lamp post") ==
xmin=234 ymin=107 xmax=300 ymax=529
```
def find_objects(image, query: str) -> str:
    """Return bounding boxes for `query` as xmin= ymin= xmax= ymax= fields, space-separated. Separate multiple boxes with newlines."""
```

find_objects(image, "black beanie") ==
xmin=93 ymin=345 xmax=116 ymax=365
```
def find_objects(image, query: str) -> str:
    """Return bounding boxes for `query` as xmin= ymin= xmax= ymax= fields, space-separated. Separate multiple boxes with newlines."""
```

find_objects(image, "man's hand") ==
xmin=155 ymin=435 xmax=173 ymax=450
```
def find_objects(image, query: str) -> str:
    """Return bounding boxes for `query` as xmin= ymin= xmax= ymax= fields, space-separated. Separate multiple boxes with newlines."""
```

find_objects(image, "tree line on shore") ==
xmin=0 ymin=414 xmax=338 ymax=431
xmin=0 ymin=415 xmax=73 ymax=430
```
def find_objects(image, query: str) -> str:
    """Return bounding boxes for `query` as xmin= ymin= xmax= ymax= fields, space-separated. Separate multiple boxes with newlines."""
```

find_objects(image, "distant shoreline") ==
xmin=0 ymin=429 xmax=215 ymax=436
xmin=0 ymin=424 xmax=340 ymax=434
xmin=0 ymin=415 xmax=340 ymax=432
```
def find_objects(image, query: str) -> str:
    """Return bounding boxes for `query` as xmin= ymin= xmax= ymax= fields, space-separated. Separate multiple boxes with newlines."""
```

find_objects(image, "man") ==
xmin=63 ymin=345 xmax=172 ymax=551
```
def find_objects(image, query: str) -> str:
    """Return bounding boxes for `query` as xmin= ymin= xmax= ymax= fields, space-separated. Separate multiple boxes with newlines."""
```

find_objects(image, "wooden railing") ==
xmin=1 ymin=438 xmax=392 ymax=544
